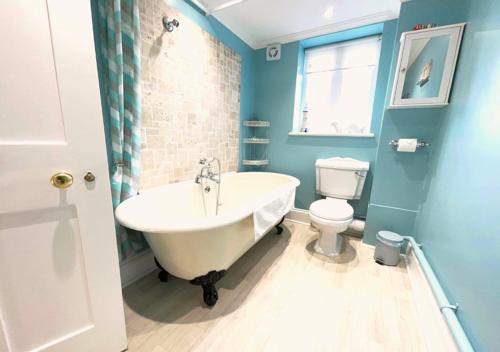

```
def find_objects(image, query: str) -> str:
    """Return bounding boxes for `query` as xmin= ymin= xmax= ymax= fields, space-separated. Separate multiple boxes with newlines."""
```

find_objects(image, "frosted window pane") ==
xmin=302 ymin=36 xmax=381 ymax=134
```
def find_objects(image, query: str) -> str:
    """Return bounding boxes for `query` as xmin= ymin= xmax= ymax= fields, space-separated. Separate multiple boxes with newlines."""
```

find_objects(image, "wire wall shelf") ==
xmin=243 ymin=120 xmax=270 ymax=127
xmin=244 ymin=138 xmax=270 ymax=144
xmin=243 ymin=120 xmax=270 ymax=168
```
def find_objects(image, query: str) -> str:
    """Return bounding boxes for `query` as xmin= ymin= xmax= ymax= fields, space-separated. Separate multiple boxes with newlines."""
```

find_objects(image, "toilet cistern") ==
xmin=309 ymin=157 xmax=369 ymax=257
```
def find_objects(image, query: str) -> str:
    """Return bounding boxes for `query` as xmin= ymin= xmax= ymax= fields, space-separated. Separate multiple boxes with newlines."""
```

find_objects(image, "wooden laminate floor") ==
xmin=123 ymin=221 xmax=425 ymax=352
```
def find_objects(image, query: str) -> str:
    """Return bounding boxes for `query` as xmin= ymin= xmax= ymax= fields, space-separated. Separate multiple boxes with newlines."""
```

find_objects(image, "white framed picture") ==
xmin=266 ymin=44 xmax=281 ymax=61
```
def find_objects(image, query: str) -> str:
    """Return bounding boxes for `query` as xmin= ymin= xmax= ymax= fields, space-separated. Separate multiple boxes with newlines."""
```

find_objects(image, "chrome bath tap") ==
xmin=196 ymin=157 xmax=222 ymax=216
xmin=195 ymin=157 xmax=221 ymax=184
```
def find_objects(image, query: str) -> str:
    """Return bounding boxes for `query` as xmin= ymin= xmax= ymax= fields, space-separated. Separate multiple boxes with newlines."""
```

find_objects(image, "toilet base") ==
xmin=314 ymin=231 xmax=345 ymax=257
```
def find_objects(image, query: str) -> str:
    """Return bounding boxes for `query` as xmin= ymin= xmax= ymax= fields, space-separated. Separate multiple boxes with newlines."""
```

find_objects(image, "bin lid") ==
xmin=377 ymin=231 xmax=404 ymax=245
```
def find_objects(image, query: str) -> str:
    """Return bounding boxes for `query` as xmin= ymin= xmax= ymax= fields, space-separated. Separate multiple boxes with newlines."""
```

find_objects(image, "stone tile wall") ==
xmin=139 ymin=0 xmax=241 ymax=188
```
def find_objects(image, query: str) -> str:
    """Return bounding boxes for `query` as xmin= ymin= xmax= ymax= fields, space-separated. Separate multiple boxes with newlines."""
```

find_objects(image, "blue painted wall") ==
xmin=403 ymin=36 xmax=449 ymax=99
xmin=364 ymin=0 xmax=467 ymax=244
xmin=363 ymin=0 xmax=500 ymax=350
xmin=252 ymin=21 xmax=398 ymax=215
xmin=413 ymin=0 xmax=500 ymax=350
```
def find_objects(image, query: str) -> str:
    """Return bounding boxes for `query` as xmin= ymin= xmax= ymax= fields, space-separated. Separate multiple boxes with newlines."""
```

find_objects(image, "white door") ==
xmin=0 ymin=1 xmax=127 ymax=351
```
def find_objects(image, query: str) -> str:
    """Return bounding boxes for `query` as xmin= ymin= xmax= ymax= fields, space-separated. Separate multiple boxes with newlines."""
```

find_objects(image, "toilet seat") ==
xmin=309 ymin=212 xmax=353 ymax=229
xmin=309 ymin=199 xmax=353 ymax=221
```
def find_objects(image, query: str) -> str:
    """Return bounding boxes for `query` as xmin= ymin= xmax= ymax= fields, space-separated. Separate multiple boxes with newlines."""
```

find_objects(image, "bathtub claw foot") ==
xmin=203 ymin=286 xmax=219 ymax=307
xmin=158 ymin=271 xmax=169 ymax=282
xmin=154 ymin=257 xmax=169 ymax=283
xmin=275 ymin=216 xmax=285 ymax=234
xmin=190 ymin=270 xmax=226 ymax=307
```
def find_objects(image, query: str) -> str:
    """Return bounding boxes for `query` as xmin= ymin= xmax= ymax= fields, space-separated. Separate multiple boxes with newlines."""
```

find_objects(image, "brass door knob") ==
xmin=50 ymin=172 xmax=73 ymax=189
xmin=84 ymin=172 xmax=96 ymax=182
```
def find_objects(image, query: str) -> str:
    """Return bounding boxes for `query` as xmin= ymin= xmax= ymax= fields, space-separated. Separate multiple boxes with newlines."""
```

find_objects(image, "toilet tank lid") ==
xmin=316 ymin=157 xmax=369 ymax=171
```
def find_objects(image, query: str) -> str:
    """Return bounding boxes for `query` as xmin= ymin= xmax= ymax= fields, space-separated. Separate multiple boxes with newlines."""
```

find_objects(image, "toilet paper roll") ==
xmin=397 ymin=138 xmax=418 ymax=152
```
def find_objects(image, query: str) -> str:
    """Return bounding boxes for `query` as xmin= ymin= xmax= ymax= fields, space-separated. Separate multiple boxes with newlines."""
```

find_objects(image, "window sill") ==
xmin=288 ymin=132 xmax=375 ymax=138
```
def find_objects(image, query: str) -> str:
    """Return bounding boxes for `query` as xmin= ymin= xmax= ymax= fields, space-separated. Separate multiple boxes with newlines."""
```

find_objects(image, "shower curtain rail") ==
xmin=404 ymin=236 xmax=474 ymax=352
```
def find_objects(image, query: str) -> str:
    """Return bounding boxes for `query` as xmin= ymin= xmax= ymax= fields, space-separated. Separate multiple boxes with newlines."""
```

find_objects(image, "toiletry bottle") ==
xmin=301 ymin=105 xmax=309 ymax=133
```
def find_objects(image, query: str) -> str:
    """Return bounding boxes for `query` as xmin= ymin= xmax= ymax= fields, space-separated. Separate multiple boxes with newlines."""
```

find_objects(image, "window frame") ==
xmin=291 ymin=35 xmax=382 ymax=137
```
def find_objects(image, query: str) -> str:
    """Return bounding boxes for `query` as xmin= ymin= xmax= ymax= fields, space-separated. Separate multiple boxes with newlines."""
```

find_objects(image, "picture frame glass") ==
xmin=401 ymin=35 xmax=450 ymax=100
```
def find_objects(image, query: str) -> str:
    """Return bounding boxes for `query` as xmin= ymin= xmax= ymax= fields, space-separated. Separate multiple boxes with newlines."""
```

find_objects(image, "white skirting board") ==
xmin=285 ymin=207 xmax=310 ymax=224
xmin=119 ymin=249 xmax=157 ymax=288
xmin=405 ymin=246 xmax=459 ymax=352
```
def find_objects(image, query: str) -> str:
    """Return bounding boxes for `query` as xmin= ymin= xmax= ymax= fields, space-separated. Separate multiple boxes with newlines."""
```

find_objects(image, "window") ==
xmin=300 ymin=36 xmax=381 ymax=135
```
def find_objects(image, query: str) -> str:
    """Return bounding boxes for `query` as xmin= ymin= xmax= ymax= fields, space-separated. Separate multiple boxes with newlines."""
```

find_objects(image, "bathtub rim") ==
xmin=115 ymin=172 xmax=300 ymax=233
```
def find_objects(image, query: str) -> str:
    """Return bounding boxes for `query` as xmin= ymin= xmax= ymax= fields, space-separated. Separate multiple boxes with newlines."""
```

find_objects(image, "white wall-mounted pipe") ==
xmin=404 ymin=236 xmax=475 ymax=352
xmin=348 ymin=219 xmax=365 ymax=234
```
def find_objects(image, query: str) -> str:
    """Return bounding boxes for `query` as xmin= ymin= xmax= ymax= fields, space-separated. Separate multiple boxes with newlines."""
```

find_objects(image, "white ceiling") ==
xmin=193 ymin=0 xmax=401 ymax=49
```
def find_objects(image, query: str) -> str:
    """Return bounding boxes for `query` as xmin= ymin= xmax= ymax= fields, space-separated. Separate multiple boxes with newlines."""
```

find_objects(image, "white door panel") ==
xmin=0 ymin=1 xmax=127 ymax=351
xmin=0 ymin=206 xmax=94 ymax=352
xmin=0 ymin=1 xmax=66 ymax=143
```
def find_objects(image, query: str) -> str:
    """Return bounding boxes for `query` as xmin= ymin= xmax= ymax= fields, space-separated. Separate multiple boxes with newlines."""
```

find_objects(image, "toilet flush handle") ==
xmin=355 ymin=171 xmax=366 ymax=177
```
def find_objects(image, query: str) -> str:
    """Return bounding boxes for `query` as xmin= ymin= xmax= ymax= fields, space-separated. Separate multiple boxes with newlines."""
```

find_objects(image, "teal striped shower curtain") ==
xmin=95 ymin=0 xmax=148 ymax=260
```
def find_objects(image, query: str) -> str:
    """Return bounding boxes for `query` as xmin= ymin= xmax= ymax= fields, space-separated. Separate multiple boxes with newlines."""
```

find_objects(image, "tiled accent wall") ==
xmin=139 ymin=0 xmax=241 ymax=188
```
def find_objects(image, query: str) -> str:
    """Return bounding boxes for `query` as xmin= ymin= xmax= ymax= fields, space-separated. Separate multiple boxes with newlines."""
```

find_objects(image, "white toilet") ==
xmin=309 ymin=157 xmax=369 ymax=257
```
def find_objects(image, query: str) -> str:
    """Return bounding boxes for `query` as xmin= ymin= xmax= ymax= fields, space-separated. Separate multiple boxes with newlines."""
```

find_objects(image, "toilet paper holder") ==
xmin=389 ymin=139 xmax=430 ymax=149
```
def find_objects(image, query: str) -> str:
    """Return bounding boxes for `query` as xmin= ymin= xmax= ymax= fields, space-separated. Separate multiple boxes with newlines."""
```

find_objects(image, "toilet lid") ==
xmin=310 ymin=199 xmax=353 ymax=221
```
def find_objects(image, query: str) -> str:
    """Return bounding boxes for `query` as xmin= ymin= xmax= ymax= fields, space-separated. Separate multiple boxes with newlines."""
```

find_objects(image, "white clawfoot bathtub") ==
xmin=115 ymin=172 xmax=299 ymax=295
